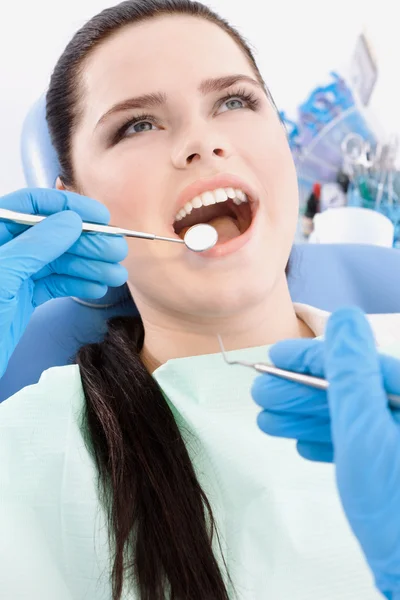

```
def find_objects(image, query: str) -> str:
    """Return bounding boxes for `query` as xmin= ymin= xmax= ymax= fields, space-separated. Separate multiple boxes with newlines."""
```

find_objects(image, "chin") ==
xmin=187 ymin=269 xmax=276 ymax=317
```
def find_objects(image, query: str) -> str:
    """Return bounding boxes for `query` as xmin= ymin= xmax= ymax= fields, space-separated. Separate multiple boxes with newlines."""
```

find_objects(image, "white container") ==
xmin=308 ymin=206 xmax=394 ymax=247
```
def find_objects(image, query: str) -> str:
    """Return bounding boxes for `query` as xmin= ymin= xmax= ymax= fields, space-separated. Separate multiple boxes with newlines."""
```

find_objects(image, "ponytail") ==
xmin=76 ymin=315 xmax=230 ymax=600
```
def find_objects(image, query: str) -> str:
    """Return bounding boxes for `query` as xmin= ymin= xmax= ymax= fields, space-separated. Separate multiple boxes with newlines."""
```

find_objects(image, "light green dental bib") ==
xmin=152 ymin=342 xmax=381 ymax=600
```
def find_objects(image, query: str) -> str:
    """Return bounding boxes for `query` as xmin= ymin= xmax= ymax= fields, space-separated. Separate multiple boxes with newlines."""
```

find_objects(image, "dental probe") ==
xmin=217 ymin=335 xmax=400 ymax=409
xmin=0 ymin=208 xmax=218 ymax=253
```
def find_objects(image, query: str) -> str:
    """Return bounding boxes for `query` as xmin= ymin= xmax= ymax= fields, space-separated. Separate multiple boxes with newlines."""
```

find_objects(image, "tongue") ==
xmin=201 ymin=216 xmax=242 ymax=244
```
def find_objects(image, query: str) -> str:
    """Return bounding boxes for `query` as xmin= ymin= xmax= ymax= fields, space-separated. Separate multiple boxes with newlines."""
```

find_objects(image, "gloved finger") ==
xmin=0 ymin=188 xmax=110 ymax=240
xmin=257 ymin=410 xmax=331 ymax=443
xmin=66 ymin=232 xmax=128 ymax=263
xmin=268 ymin=337 xmax=325 ymax=378
xmin=0 ymin=212 xmax=83 ymax=295
xmin=378 ymin=353 xmax=400 ymax=400
xmin=252 ymin=369 xmax=400 ymax=418
xmin=252 ymin=373 xmax=329 ymax=418
xmin=32 ymin=253 xmax=128 ymax=288
xmin=296 ymin=441 xmax=334 ymax=463
xmin=324 ymin=307 xmax=400 ymax=455
xmin=32 ymin=275 xmax=108 ymax=306
xmin=392 ymin=407 xmax=400 ymax=424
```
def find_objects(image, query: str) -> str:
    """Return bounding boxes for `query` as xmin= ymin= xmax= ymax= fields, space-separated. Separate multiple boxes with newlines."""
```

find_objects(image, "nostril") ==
xmin=186 ymin=153 xmax=199 ymax=164
xmin=213 ymin=148 xmax=224 ymax=157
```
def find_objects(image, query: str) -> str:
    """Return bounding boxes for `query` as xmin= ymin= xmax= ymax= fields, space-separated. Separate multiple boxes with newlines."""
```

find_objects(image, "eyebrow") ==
xmin=95 ymin=74 xmax=264 ymax=129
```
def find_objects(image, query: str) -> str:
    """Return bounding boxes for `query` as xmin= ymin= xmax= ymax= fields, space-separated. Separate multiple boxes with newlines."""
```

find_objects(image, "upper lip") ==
xmin=171 ymin=173 xmax=259 ymax=225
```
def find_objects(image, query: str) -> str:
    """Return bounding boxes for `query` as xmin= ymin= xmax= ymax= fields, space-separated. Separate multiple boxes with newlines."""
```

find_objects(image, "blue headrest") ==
xmin=21 ymin=93 xmax=60 ymax=189
xmin=21 ymin=93 xmax=131 ymax=308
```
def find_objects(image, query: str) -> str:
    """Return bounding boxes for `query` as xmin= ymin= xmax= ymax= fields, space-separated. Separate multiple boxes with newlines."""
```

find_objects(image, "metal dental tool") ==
xmin=217 ymin=335 xmax=400 ymax=409
xmin=0 ymin=208 xmax=218 ymax=253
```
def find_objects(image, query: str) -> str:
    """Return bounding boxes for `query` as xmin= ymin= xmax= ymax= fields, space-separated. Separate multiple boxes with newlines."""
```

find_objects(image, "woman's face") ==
xmin=64 ymin=15 xmax=299 ymax=320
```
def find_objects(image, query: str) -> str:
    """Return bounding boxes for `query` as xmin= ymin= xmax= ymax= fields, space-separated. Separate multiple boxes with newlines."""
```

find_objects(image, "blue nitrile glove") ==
xmin=0 ymin=188 xmax=128 ymax=378
xmin=252 ymin=307 xmax=400 ymax=600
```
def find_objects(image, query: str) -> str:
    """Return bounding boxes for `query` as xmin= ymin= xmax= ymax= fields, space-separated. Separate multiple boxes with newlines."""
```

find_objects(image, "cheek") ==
xmin=80 ymin=142 xmax=168 ymax=227
xmin=239 ymin=121 xmax=298 ymax=216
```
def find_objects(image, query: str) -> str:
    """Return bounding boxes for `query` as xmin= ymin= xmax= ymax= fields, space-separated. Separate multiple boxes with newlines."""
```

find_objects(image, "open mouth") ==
xmin=173 ymin=188 xmax=254 ymax=246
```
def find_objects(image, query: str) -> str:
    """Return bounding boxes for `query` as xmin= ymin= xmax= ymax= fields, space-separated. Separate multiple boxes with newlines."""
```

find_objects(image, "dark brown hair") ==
xmin=46 ymin=2 xmax=291 ymax=598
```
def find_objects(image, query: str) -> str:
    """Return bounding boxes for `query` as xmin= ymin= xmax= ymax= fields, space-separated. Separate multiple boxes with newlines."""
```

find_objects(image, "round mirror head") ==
xmin=183 ymin=223 xmax=218 ymax=252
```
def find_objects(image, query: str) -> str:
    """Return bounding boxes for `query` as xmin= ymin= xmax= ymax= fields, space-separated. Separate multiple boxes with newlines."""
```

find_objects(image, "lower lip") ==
xmin=197 ymin=203 xmax=259 ymax=259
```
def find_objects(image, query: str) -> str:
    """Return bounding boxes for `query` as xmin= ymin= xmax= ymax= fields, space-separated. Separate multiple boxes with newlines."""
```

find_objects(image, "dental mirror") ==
xmin=0 ymin=208 xmax=219 ymax=253
xmin=183 ymin=223 xmax=218 ymax=252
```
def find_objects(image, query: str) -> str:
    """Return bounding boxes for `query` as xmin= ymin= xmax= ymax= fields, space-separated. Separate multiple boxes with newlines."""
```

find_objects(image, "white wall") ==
xmin=0 ymin=0 xmax=395 ymax=196
xmin=361 ymin=2 xmax=400 ymax=140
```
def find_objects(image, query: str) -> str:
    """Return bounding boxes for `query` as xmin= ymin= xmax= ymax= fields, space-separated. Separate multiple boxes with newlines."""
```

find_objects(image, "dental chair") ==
xmin=1 ymin=94 xmax=400 ymax=403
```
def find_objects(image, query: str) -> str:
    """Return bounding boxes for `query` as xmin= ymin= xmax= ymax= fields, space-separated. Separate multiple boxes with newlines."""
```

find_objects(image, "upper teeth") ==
xmin=174 ymin=187 xmax=248 ymax=221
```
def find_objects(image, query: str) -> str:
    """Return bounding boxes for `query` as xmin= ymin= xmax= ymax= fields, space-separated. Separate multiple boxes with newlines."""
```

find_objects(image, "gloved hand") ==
xmin=0 ymin=188 xmax=128 ymax=378
xmin=252 ymin=307 xmax=400 ymax=600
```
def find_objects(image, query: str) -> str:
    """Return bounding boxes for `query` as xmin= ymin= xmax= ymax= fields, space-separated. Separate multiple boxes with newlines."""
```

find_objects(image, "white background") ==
xmin=0 ymin=0 xmax=398 ymax=196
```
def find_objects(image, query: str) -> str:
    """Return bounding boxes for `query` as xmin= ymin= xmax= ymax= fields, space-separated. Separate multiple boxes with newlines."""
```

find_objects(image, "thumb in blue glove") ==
xmin=252 ymin=307 xmax=400 ymax=599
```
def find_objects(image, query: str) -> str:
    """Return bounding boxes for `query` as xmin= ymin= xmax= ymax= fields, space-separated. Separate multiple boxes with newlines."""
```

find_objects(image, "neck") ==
xmin=132 ymin=277 xmax=315 ymax=372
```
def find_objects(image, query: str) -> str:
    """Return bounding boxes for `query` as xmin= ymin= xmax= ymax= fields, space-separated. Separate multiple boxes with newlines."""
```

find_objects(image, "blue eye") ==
xmin=126 ymin=120 xmax=156 ymax=134
xmin=217 ymin=91 xmax=259 ymax=115
xmin=113 ymin=115 xmax=159 ymax=143
xmin=225 ymin=98 xmax=245 ymax=110
xmin=218 ymin=97 xmax=245 ymax=114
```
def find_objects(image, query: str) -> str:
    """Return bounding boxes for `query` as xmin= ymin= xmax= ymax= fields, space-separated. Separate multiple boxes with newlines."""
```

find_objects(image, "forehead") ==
xmin=81 ymin=15 xmax=254 ymax=119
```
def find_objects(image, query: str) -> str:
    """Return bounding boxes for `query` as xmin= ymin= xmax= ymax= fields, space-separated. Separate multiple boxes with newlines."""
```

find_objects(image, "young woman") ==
xmin=0 ymin=1 xmax=389 ymax=598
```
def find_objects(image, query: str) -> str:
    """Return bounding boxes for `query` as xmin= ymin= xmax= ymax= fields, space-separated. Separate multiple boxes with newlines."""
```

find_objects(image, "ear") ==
xmin=55 ymin=176 xmax=80 ymax=194
xmin=55 ymin=176 xmax=66 ymax=191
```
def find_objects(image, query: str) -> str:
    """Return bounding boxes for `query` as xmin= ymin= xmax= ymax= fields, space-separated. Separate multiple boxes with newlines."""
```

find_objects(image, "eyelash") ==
xmin=111 ymin=88 xmax=261 ymax=144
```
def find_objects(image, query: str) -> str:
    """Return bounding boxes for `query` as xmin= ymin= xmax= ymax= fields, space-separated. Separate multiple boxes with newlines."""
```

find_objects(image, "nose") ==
xmin=171 ymin=127 xmax=230 ymax=169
